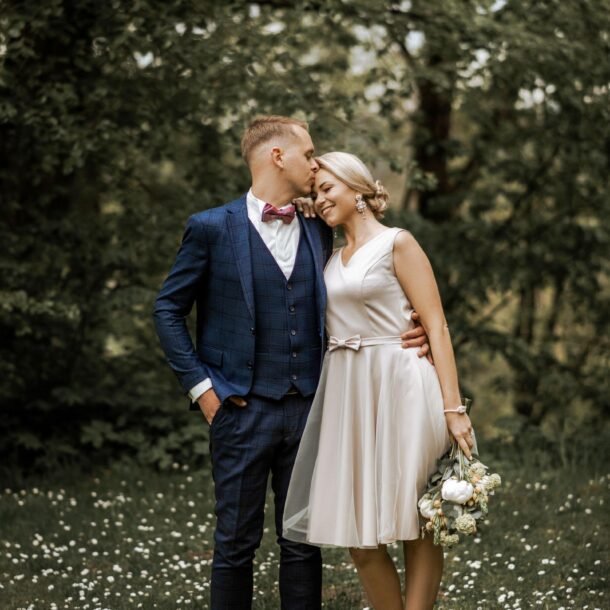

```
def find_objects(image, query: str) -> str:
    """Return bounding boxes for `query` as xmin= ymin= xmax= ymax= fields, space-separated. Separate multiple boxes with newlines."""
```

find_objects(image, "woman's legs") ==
xmin=348 ymin=535 xmax=443 ymax=609
xmin=349 ymin=545 xmax=403 ymax=610
xmin=402 ymin=535 xmax=444 ymax=610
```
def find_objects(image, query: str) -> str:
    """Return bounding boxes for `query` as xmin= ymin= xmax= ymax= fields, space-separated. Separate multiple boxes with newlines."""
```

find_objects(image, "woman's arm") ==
xmin=393 ymin=231 xmax=475 ymax=458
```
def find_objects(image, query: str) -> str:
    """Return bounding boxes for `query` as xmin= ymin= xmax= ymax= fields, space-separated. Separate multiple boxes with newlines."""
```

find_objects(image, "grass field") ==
xmin=0 ymin=451 xmax=607 ymax=610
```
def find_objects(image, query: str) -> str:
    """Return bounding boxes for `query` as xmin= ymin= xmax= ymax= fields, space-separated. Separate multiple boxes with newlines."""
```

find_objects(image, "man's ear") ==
xmin=271 ymin=146 xmax=284 ymax=169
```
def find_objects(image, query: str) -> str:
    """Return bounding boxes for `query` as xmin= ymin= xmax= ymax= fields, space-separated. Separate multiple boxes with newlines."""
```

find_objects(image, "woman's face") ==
xmin=313 ymin=169 xmax=359 ymax=227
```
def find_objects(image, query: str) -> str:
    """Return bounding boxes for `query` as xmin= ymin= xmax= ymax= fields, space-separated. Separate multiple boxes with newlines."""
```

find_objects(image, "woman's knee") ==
xmin=349 ymin=546 xmax=387 ymax=568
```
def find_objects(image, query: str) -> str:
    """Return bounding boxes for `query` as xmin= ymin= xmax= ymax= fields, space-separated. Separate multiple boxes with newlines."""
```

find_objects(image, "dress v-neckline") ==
xmin=340 ymin=229 xmax=392 ymax=268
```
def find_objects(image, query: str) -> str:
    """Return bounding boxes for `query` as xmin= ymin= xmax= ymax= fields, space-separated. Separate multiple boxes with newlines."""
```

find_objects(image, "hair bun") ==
xmin=371 ymin=179 xmax=389 ymax=218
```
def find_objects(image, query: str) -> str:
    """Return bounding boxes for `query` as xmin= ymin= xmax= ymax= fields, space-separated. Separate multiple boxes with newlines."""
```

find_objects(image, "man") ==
xmin=153 ymin=115 xmax=429 ymax=609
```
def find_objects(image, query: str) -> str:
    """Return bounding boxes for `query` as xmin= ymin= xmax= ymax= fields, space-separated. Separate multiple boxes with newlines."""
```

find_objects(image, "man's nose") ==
xmin=311 ymin=158 xmax=319 ymax=171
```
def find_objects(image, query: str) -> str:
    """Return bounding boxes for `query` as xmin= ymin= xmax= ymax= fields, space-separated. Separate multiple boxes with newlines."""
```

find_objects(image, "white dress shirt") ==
xmin=189 ymin=189 xmax=301 ymax=402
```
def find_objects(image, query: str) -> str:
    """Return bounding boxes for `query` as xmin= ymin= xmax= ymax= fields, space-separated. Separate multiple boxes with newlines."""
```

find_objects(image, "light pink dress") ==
xmin=283 ymin=228 xmax=451 ymax=548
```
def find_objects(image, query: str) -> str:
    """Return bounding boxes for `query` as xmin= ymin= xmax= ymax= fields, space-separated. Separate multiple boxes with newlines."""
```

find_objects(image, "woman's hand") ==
xmin=293 ymin=197 xmax=317 ymax=218
xmin=444 ymin=412 xmax=475 ymax=459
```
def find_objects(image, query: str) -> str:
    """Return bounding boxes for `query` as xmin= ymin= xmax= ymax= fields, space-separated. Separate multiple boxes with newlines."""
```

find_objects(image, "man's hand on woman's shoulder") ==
xmin=293 ymin=197 xmax=317 ymax=218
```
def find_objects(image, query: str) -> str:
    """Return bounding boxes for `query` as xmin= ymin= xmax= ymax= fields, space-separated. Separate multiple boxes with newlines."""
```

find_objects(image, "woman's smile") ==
xmin=319 ymin=202 xmax=336 ymax=217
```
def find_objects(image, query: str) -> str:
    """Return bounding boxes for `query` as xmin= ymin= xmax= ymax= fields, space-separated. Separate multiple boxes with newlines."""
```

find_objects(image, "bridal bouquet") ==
xmin=418 ymin=399 xmax=501 ymax=547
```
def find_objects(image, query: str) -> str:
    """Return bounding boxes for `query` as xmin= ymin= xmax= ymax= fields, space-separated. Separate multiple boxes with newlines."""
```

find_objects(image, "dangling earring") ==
xmin=355 ymin=194 xmax=367 ymax=218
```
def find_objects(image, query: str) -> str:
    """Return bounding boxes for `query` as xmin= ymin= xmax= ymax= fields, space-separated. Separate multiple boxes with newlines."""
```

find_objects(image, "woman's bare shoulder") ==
xmin=392 ymin=228 xmax=419 ymax=252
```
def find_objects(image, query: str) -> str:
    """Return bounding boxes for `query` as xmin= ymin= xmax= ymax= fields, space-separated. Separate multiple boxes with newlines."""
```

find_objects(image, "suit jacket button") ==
xmin=250 ymin=327 xmax=255 ymax=334
xmin=291 ymin=374 xmax=297 ymax=380
xmin=247 ymin=361 xmax=253 ymax=369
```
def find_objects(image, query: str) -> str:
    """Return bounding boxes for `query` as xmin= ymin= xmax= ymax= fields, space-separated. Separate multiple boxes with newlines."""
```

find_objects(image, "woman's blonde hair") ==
xmin=316 ymin=152 xmax=389 ymax=219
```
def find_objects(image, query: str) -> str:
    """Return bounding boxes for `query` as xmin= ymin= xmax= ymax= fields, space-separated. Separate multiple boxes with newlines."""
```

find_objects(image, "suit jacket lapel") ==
xmin=226 ymin=195 xmax=255 ymax=320
xmin=299 ymin=214 xmax=327 ymax=319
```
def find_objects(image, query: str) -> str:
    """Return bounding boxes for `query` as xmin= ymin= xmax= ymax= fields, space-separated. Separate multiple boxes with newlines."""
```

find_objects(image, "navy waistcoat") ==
xmin=249 ymin=222 xmax=322 ymax=400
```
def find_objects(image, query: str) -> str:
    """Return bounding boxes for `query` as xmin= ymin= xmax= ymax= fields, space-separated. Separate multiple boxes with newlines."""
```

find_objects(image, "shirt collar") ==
xmin=247 ymin=189 xmax=294 ymax=212
xmin=247 ymin=189 xmax=266 ymax=215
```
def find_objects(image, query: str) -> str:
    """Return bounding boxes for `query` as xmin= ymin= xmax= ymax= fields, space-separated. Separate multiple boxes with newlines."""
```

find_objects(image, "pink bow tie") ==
xmin=261 ymin=203 xmax=296 ymax=224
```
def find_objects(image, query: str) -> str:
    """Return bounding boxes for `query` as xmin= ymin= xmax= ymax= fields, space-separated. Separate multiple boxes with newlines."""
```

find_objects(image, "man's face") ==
xmin=280 ymin=126 xmax=319 ymax=197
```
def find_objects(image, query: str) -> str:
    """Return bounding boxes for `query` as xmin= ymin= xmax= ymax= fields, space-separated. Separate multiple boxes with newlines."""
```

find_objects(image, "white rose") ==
xmin=441 ymin=478 xmax=474 ymax=504
xmin=418 ymin=496 xmax=437 ymax=520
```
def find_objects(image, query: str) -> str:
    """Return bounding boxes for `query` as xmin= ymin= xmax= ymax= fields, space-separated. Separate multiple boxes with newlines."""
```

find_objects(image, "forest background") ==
xmin=1 ymin=0 xmax=609 ymax=473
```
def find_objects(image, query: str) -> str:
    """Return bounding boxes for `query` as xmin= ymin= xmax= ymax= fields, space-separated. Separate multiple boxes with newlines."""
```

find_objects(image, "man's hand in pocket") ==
xmin=197 ymin=390 xmax=247 ymax=424
xmin=197 ymin=389 xmax=222 ymax=425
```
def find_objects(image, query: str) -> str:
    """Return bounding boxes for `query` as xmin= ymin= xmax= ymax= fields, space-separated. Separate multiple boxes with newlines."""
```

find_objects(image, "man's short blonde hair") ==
xmin=241 ymin=115 xmax=309 ymax=164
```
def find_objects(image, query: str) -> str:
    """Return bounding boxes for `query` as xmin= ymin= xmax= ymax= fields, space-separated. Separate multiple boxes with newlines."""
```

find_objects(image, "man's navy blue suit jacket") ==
xmin=153 ymin=194 xmax=334 ymax=406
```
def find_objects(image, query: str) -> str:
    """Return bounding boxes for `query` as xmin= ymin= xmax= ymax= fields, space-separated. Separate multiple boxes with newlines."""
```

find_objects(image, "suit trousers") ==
xmin=209 ymin=393 xmax=322 ymax=610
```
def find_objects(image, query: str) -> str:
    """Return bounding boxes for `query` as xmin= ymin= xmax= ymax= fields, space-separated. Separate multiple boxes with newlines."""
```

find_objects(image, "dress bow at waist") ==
xmin=328 ymin=334 xmax=362 ymax=352
xmin=327 ymin=335 xmax=403 ymax=352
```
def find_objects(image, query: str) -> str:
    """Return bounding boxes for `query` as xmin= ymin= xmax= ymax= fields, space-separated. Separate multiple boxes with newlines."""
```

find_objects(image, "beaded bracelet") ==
xmin=443 ymin=405 xmax=467 ymax=414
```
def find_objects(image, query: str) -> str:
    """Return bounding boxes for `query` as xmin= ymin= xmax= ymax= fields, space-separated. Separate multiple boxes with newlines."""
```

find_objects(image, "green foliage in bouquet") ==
xmin=418 ymin=399 xmax=502 ymax=547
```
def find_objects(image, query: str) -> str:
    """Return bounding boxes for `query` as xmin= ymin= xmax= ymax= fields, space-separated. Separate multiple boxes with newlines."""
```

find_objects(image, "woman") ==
xmin=283 ymin=152 xmax=475 ymax=609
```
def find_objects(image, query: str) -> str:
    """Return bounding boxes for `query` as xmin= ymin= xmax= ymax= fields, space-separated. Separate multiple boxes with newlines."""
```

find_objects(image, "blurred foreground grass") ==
xmin=0 ymin=447 xmax=607 ymax=610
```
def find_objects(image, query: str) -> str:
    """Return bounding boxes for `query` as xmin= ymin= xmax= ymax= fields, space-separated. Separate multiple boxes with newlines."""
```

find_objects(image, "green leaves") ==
xmin=0 ymin=0 xmax=607 ymax=471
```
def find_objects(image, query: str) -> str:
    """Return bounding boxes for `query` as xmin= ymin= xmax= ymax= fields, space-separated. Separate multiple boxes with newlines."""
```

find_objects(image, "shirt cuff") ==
xmin=188 ymin=379 xmax=212 ymax=403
